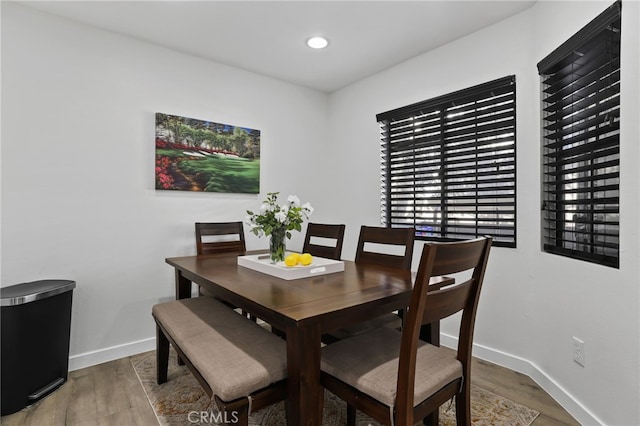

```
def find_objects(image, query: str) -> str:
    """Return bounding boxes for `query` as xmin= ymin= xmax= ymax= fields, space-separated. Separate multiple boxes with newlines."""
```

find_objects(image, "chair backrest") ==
xmin=354 ymin=226 xmax=415 ymax=270
xmin=195 ymin=222 xmax=246 ymax=256
xmin=302 ymin=223 xmax=346 ymax=260
xmin=395 ymin=237 xmax=492 ymax=421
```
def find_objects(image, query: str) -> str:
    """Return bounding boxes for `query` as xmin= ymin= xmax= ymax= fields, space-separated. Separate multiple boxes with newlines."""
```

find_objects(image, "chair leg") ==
xmin=156 ymin=324 xmax=169 ymax=384
xmin=347 ymin=403 xmax=356 ymax=426
xmin=455 ymin=385 xmax=471 ymax=426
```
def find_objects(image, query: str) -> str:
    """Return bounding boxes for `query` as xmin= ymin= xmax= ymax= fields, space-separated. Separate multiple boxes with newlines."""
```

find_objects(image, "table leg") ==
xmin=285 ymin=323 xmax=322 ymax=426
xmin=419 ymin=322 xmax=440 ymax=346
xmin=174 ymin=269 xmax=191 ymax=366
xmin=175 ymin=270 xmax=192 ymax=300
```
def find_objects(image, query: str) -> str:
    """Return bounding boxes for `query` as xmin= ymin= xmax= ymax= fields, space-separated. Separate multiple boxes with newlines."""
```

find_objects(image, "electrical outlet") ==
xmin=573 ymin=336 xmax=585 ymax=367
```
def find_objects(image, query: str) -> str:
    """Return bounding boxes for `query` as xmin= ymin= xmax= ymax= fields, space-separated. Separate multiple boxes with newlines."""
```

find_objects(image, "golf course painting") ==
xmin=155 ymin=113 xmax=260 ymax=193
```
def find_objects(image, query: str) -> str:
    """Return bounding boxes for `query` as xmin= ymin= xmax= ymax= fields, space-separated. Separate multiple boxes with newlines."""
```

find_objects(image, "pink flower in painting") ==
xmin=155 ymin=155 xmax=174 ymax=189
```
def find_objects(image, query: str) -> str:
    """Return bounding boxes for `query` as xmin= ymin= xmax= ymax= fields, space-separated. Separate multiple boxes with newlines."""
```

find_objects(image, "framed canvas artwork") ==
xmin=155 ymin=113 xmax=260 ymax=193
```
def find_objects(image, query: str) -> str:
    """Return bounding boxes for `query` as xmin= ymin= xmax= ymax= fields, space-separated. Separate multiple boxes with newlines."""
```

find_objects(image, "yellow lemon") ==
xmin=300 ymin=253 xmax=313 ymax=266
xmin=285 ymin=253 xmax=300 ymax=267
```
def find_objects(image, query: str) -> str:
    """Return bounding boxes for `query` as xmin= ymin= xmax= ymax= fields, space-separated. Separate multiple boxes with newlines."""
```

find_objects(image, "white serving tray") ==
xmin=237 ymin=253 xmax=344 ymax=280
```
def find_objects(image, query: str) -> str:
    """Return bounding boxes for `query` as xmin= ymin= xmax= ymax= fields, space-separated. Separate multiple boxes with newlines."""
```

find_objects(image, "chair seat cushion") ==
xmin=321 ymin=326 xmax=462 ymax=407
xmin=153 ymin=297 xmax=286 ymax=401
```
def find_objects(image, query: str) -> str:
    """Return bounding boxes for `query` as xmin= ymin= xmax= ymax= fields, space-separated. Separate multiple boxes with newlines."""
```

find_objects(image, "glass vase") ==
xmin=269 ymin=228 xmax=287 ymax=264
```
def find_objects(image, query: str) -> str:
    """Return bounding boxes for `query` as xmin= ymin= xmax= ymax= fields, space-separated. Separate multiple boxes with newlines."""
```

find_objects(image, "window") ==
xmin=537 ymin=1 xmax=621 ymax=268
xmin=377 ymin=76 xmax=516 ymax=248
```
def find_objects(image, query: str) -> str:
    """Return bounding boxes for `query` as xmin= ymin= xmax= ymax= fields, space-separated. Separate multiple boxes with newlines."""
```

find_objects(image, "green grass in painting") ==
xmin=156 ymin=149 xmax=260 ymax=193
xmin=181 ymin=156 xmax=260 ymax=193
xmin=155 ymin=150 xmax=258 ymax=193
xmin=156 ymin=149 xmax=183 ymax=159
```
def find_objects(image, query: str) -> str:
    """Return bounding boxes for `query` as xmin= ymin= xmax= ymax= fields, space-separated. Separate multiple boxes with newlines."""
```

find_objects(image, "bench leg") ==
xmin=230 ymin=405 xmax=249 ymax=426
xmin=156 ymin=324 xmax=169 ymax=384
xmin=347 ymin=403 xmax=356 ymax=426
xmin=214 ymin=395 xmax=250 ymax=426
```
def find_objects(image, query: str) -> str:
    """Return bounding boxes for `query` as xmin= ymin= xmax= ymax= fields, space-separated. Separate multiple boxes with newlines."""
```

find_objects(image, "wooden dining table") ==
xmin=166 ymin=253 xmax=451 ymax=426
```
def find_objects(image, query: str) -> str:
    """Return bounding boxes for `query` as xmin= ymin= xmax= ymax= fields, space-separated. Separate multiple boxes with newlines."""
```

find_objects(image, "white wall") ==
xmin=1 ymin=2 xmax=327 ymax=368
xmin=325 ymin=2 xmax=639 ymax=425
xmin=2 ymin=2 xmax=639 ymax=425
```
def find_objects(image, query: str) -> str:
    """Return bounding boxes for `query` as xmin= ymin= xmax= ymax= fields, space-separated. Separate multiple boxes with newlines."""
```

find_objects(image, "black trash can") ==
xmin=1 ymin=279 xmax=76 ymax=416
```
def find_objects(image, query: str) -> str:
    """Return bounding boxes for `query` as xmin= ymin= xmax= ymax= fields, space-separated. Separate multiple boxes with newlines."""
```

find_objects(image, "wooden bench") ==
xmin=152 ymin=297 xmax=288 ymax=425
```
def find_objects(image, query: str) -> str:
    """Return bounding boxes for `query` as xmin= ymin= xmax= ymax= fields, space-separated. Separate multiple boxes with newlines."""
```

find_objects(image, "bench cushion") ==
xmin=153 ymin=297 xmax=287 ymax=401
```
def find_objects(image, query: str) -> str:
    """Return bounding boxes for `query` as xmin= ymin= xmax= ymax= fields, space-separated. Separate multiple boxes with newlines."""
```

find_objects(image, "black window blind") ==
xmin=538 ymin=1 xmax=621 ymax=268
xmin=377 ymin=76 xmax=516 ymax=247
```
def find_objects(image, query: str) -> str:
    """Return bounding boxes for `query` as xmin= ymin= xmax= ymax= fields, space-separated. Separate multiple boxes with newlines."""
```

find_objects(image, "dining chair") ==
xmin=354 ymin=225 xmax=415 ymax=270
xmin=319 ymin=237 xmax=492 ymax=426
xmin=321 ymin=226 xmax=415 ymax=343
xmin=302 ymin=223 xmax=346 ymax=260
xmin=195 ymin=222 xmax=255 ymax=321
xmin=195 ymin=221 xmax=246 ymax=256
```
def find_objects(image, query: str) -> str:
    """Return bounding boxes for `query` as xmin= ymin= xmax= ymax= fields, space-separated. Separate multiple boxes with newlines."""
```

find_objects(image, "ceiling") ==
xmin=22 ymin=1 xmax=536 ymax=93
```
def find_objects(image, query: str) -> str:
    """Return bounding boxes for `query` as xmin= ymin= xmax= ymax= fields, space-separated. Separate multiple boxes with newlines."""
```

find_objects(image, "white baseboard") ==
xmin=68 ymin=337 xmax=156 ymax=372
xmin=440 ymin=333 xmax=604 ymax=426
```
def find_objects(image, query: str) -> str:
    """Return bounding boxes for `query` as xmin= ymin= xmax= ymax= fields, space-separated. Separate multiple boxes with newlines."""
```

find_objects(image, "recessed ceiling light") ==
xmin=307 ymin=36 xmax=328 ymax=49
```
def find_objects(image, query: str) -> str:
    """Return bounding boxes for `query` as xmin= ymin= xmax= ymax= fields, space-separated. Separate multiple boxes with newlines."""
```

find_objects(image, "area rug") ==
xmin=132 ymin=349 xmax=539 ymax=425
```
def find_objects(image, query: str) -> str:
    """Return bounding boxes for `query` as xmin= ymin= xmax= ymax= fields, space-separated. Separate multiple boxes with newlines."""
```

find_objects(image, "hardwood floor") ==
xmin=470 ymin=357 xmax=580 ymax=426
xmin=1 ymin=357 xmax=157 ymax=426
xmin=1 ymin=353 xmax=579 ymax=425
